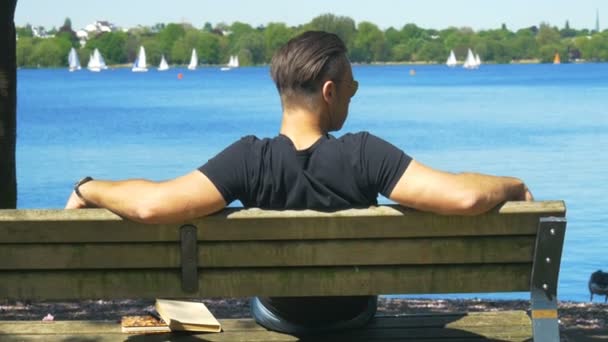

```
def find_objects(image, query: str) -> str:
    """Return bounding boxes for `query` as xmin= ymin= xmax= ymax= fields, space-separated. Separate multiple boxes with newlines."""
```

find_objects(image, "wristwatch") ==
xmin=74 ymin=176 xmax=94 ymax=202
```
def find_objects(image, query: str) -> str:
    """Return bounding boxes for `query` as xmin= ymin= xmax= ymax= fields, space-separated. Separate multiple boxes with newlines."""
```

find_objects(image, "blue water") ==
xmin=16 ymin=64 xmax=608 ymax=302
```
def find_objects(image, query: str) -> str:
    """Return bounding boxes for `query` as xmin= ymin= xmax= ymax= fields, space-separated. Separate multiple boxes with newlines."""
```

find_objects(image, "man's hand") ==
xmin=523 ymin=186 xmax=534 ymax=201
xmin=65 ymin=190 xmax=89 ymax=209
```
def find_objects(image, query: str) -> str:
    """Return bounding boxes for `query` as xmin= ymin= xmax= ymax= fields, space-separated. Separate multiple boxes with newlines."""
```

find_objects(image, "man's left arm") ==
xmin=65 ymin=171 xmax=226 ymax=224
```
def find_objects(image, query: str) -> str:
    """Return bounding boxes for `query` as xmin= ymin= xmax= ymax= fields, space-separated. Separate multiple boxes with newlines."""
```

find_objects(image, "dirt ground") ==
xmin=1 ymin=297 xmax=606 ymax=330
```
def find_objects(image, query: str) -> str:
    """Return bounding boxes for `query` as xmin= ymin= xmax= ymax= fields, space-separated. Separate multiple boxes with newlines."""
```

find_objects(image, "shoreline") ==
xmin=17 ymin=59 xmax=606 ymax=70
xmin=1 ymin=297 xmax=606 ymax=329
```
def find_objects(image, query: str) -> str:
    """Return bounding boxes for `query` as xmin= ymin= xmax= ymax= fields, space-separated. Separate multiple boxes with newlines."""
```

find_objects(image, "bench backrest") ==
xmin=0 ymin=201 xmax=566 ymax=300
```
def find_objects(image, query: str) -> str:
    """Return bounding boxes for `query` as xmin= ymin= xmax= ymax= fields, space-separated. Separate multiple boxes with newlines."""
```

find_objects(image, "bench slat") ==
xmin=0 ymin=236 xmax=535 ymax=269
xmin=0 ymin=202 xmax=564 ymax=243
xmin=0 ymin=264 xmax=531 ymax=300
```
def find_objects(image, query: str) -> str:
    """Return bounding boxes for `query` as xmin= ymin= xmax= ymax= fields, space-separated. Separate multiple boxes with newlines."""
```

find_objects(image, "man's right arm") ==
xmin=65 ymin=171 xmax=226 ymax=224
xmin=388 ymin=160 xmax=533 ymax=215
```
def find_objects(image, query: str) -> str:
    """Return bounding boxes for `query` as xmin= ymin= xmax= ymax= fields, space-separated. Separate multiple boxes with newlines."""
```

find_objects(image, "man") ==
xmin=66 ymin=31 xmax=533 ymax=334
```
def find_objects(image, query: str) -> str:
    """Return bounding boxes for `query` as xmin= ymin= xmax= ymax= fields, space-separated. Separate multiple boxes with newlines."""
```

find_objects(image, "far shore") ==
xmin=18 ymin=59 xmax=605 ymax=70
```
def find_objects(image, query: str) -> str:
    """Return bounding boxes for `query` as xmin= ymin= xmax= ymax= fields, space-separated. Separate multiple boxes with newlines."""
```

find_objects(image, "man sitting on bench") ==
xmin=65 ymin=31 xmax=533 ymax=335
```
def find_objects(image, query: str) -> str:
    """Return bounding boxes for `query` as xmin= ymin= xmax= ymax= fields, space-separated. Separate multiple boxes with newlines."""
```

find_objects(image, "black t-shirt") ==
xmin=199 ymin=131 xmax=412 ymax=325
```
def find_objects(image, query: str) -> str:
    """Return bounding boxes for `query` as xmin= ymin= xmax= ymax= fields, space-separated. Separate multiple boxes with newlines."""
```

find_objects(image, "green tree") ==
xmin=62 ymin=17 xmax=72 ymax=31
xmin=390 ymin=43 xmax=413 ymax=61
xmin=86 ymin=31 xmax=128 ymax=64
xmin=157 ymin=23 xmax=186 ymax=58
xmin=537 ymin=23 xmax=560 ymax=46
xmin=140 ymin=37 xmax=162 ymax=66
xmin=198 ymin=31 xmax=221 ymax=64
xmin=170 ymin=37 xmax=190 ymax=64
xmin=16 ymin=24 xmax=33 ymax=38
xmin=305 ymin=14 xmax=356 ymax=50
xmin=538 ymin=43 xmax=568 ymax=63
xmin=560 ymin=20 xmax=577 ymax=38
xmin=401 ymin=23 xmax=426 ymax=41
xmin=416 ymin=40 xmax=446 ymax=62
xmin=16 ymin=37 xmax=34 ymax=66
xmin=235 ymin=31 xmax=265 ymax=65
xmin=31 ymin=36 xmax=71 ymax=67
xmin=227 ymin=22 xmax=255 ymax=52
xmin=443 ymin=27 xmax=476 ymax=59
xmin=384 ymin=27 xmax=400 ymax=46
xmin=203 ymin=22 xmax=213 ymax=33
xmin=510 ymin=29 xmax=538 ymax=59
xmin=578 ymin=32 xmax=608 ymax=61
xmin=351 ymin=21 xmax=386 ymax=62
xmin=263 ymin=22 xmax=294 ymax=61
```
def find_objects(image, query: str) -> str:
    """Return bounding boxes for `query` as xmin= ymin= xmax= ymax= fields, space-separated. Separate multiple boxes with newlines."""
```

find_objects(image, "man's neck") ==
xmin=279 ymin=108 xmax=327 ymax=151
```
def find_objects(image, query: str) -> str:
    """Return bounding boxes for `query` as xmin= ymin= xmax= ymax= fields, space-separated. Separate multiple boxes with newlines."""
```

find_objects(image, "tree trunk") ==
xmin=0 ymin=0 xmax=18 ymax=209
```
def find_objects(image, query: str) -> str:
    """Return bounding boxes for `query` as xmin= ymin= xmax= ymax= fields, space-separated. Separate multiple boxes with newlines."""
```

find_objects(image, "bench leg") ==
xmin=531 ymin=288 xmax=560 ymax=341
xmin=530 ymin=217 xmax=566 ymax=342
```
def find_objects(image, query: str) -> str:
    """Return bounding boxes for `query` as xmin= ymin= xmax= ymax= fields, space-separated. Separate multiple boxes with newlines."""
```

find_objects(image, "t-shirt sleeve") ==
xmin=361 ymin=133 xmax=412 ymax=198
xmin=198 ymin=137 xmax=254 ymax=204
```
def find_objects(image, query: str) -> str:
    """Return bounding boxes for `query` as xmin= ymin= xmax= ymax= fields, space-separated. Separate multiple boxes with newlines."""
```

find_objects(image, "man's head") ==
xmin=270 ymin=31 xmax=357 ymax=131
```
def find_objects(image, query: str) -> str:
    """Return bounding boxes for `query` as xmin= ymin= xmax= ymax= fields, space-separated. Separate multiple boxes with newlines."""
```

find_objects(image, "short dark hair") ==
xmin=270 ymin=31 xmax=348 ymax=97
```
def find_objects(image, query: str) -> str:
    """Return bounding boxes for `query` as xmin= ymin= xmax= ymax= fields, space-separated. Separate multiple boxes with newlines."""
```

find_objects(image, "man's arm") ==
xmin=389 ymin=160 xmax=533 ymax=215
xmin=65 ymin=171 xmax=226 ymax=224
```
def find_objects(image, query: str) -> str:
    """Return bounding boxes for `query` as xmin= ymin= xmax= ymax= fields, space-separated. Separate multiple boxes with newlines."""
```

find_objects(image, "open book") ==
xmin=121 ymin=314 xmax=171 ymax=334
xmin=155 ymin=299 xmax=222 ymax=332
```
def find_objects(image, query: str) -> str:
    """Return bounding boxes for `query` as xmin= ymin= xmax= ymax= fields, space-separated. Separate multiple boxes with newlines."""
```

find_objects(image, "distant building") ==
xmin=32 ymin=26 xmax=51 ymax=39
xmin=76 ymin=30 xmax=89 ymax=47
xmin=84 ymin=20 xmax=116 ymax=34
xmin=78 ymin=20 xmax=117 ymax=46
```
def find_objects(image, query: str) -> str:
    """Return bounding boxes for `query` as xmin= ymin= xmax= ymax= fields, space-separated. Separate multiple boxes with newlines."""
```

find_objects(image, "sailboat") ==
xmin=68 ymin=47 xmax=81 ymax=71
xmin=98 ymin=49 xmax=108 ymax=70
xmin=158 ymin=54 xmax=169 ymax=71
xmin=553 ymin=52 xmax=561 ymax=64
xmin=463 ymin=48 xmax=479 ymax=69
xmin=221 ymin=55 xmax=240 ymax=71
xmin=132 ymin=46 xmax=148 ymax=72
xmin=231 ymin=55 xmax=239 ymax=68
xmin=475 ymin=53 xmax=482 ymax=67
xmin=87 ymin=48 xmax=104 ymax=72
xmin=446 ymin=50 xmax=457 ymax=67
xmin=187 ymin=48 xmax=198 ymax=70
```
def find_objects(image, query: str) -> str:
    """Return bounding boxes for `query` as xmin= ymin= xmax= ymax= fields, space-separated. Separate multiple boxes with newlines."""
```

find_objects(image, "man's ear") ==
xmin=321 ymin=80 xmax=336 ymax=103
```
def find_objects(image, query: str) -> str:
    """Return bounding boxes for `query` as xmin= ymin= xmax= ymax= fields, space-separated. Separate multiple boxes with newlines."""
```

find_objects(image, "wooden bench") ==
xmin=0 ymin=201 xmax=566 ymax=341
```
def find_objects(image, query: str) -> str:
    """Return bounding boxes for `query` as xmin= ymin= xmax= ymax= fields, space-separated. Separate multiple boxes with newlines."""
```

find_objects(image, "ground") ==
xmin=1 ymin=297 xmax=606 ymax=330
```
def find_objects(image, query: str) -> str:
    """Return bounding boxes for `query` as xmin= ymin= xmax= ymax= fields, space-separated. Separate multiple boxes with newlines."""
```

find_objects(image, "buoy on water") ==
xmin=409 ymin=69 xmax=416 ymax=76
xmin=177 ymin=73 xmax=183 ymax=79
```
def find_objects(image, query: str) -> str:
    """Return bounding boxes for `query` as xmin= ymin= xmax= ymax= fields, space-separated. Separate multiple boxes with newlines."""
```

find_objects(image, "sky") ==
xmin=14 ymin=0 xmax=607 ymax=32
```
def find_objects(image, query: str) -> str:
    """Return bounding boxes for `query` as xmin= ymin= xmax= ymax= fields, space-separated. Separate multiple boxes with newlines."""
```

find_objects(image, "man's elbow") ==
xmin=453 ymin=190 xmax=490 ymax=216
xmin=132 ymin=201 xmax=167 ymax=224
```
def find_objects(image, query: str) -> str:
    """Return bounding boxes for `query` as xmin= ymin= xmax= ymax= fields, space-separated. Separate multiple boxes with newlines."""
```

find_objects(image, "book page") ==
xmin=155 ymin=299 xmax=221 ymax=332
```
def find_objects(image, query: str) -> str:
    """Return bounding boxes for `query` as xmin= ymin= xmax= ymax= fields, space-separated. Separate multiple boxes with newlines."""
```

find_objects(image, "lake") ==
xmin=16 ymin=63 xmax=608 ymax=302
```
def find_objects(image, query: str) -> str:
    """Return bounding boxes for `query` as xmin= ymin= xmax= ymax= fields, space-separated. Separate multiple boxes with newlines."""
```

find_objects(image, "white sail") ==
xmin=231 ymin=55 xmax=239 ymax=68
xmin=446 ymin=50 xmax=457 ymax=67
xmin=475 ymin=53 xmax=482 ymax=67
xmin=463 ymin=48 xmax=478 ymax=69
xmin=222 ymin=55 xmax=240 ymax=71
xmin=98 ymin=50 xmax=107 ymax=69
xmin=68 ymin=47 xmax=81 ymax=71
xmin=132 ymin=46 xmax=148 ymax=72
xmin=187 ymin=48 xmax=198 ymax=70
xmin=88 ymin=48 xmax=102 ymax=72
xmin=158 ymin=54 xmax=169 ymax=71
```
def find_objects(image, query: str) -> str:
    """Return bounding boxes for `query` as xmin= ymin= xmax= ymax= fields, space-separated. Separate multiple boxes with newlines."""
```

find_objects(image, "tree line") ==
xmin=15 ymin=14 xmax=608 ymax=68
